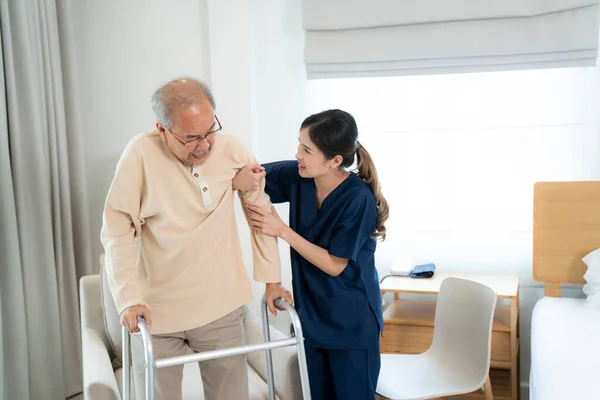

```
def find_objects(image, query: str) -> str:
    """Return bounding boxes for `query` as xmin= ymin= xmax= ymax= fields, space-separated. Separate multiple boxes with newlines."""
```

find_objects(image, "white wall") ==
xmin=66 ymin=0 xmax=211 ymax=262
xmin=206 ymin=0 xmax=307 ymax=327
xmin=64 ymin=0 xmax=305 ymax=328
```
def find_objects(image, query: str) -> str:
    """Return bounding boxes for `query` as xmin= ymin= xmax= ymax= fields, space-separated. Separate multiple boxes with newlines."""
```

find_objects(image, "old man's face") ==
xmin=158 ymin=101 xmax=221 ymax=166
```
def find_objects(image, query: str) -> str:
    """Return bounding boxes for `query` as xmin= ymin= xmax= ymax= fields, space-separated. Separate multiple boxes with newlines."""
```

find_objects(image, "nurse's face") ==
xmin=296 ymin=128 xmax=333 ymax=178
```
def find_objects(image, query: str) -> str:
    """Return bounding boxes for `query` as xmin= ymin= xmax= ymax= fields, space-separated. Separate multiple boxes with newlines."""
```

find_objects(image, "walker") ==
xmin=121 ymin=297 xmax=311 ymax=400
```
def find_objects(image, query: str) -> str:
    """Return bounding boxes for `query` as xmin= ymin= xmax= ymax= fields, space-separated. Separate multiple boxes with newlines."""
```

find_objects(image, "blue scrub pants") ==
xmin=304 ymin=340 xmax=381 ymax=400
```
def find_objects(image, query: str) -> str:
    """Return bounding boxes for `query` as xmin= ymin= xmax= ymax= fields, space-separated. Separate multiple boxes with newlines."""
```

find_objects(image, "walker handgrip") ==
xmin=274 ymin=297 xmax=289 ymax=308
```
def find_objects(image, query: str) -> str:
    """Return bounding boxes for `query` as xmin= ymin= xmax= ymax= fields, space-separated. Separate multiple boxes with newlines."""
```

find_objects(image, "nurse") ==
xmin=233 ymin=109 xmax=389 ymax=400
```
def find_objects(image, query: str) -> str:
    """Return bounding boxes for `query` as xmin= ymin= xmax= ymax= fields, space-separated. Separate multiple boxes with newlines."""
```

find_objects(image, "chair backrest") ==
xmin=429 ymin=277 xmax=497 ymax=385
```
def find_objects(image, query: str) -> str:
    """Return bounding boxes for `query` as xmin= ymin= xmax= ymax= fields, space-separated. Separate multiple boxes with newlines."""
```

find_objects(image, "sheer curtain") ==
xmin=306 ymin=67 xmax=600 ymax=279
xmin=1 ymin=1 xmax=93 ymax=399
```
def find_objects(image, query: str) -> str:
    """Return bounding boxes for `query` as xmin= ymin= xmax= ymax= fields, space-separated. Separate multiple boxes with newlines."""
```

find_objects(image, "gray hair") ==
xmin=151 ymin=77 xmax=216 ymax=129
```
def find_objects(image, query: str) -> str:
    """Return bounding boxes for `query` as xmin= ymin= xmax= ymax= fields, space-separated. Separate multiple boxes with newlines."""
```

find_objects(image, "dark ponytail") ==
xmin=356 ymin=142 xmax=389 ymax=240
xmin=301 ymin=109 xmax=389 ymax=240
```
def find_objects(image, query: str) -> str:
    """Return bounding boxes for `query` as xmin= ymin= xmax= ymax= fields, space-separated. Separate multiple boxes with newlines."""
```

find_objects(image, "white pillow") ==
xmin=582 ymin=248 xmax=600 ymax=308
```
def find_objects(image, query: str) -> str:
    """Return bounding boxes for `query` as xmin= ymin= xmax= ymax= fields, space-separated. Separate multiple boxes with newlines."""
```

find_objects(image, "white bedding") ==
xmin=530 ymin=296 xmax=600 ymax=400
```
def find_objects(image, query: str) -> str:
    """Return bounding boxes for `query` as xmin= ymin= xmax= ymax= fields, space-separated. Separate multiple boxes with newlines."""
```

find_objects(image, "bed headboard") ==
xmin=533 ymin=181 xmax=600 ymax=297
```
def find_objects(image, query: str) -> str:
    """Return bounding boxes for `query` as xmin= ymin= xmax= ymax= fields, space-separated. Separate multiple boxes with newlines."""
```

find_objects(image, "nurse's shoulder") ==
xmin=346 ymin=173 xmax=378 ymax=208
xmin=262 ymin=160 xmax=301 ymax=181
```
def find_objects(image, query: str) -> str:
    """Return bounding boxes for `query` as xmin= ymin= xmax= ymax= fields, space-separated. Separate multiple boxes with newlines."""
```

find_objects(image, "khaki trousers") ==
xmin=132 ymin=306 xmax=248 ymax=400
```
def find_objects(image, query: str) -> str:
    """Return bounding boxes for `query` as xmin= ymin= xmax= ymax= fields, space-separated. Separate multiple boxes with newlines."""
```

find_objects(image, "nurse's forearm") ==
xmin=279 ymin=226 xmax=348 ymax=276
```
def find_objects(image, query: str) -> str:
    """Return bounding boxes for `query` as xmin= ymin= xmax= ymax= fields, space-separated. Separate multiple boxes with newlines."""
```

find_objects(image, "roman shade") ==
xmin=303 ymin=0 xmax=600 ymax=78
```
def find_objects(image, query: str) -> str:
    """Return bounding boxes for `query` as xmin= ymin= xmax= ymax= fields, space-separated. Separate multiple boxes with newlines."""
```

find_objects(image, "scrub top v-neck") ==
xmin=262 ymin=160 xmax=383 ymax=350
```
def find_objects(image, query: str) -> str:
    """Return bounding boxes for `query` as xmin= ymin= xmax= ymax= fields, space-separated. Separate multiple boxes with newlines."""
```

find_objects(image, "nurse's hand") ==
xmin=246 ymin=205 xmax=287 ymax=237
xmin=265 ymin=283 xmax=294 ymax=315
xmin=233 ymin=164 xmax=265 ymax=191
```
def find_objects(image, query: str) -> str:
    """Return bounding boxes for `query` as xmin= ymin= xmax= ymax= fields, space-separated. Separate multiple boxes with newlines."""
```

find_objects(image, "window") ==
xmin=306 ymin=67 xmax=600 ymax=273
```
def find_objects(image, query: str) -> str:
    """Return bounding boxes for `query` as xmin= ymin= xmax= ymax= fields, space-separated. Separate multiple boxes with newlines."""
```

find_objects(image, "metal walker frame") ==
xmin=121 ymin=297 xmax=311 ymax=400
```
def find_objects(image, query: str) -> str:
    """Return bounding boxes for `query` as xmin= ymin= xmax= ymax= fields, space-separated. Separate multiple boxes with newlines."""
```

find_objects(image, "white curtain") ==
xmin=0 ymin=1 xmax=93 ymax=399
xmin=305 ymin=66 xmax=600 ymax=277
xmin=302 ymin=0 xmax=600 ymax=78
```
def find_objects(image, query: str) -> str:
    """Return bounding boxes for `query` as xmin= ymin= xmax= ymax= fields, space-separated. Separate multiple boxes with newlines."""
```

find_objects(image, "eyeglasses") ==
xmin=167 ymin=115 xmax=222 ymax=147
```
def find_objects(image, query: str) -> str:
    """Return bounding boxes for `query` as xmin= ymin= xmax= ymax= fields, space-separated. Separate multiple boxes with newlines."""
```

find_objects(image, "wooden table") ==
xmin=380 ymin=272 xmax=520 ymax=400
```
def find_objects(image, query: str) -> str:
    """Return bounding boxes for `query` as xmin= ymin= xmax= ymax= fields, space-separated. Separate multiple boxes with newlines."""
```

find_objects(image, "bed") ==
xmin=530 ymin=181 xmax=600 ymax=400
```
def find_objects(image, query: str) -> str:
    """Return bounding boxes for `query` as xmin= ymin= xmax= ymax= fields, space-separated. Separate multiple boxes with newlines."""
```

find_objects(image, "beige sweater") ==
xmin=100 ymin=130 xmax=281 ymax=334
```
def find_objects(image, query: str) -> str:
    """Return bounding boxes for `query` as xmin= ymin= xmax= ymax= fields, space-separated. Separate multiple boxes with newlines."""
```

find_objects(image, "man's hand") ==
xmin=265 ymin=282 xmax=293 ymax=316
xmin=120 ymin=304 xmax=152 ymax=333
xmin=233 ymin=164 xmax=266 ymax=192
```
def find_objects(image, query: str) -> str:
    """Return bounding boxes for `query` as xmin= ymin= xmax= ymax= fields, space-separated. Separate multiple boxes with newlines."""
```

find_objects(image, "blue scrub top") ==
xmin=262 ymin=160 xmax=383 ymax=350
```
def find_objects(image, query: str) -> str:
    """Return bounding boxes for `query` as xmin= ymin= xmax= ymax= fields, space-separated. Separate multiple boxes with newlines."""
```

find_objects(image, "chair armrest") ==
xmin=82 ymin=328 xmax=121 ymax=400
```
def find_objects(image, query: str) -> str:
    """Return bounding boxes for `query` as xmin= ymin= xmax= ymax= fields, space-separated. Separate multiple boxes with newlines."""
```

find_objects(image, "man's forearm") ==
xmin=101 ymin=146 xmax=146 ymax=312
xmin=247 ymin=224 xmax=282 ymax=283
xmin=238 ymin=191 xmax=282 ymax=283
xmin=100 ymin=213 xmax=145 ymax=313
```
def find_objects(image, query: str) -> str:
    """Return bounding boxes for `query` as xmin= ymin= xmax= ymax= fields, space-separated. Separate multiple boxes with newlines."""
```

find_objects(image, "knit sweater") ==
xmin=100 ymin=130 xmax=281 ymax=334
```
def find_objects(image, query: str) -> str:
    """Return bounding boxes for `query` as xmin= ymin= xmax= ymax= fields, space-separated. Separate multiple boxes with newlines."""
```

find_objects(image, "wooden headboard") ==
xmin=533 ymin=181 xmax=600 ymax=297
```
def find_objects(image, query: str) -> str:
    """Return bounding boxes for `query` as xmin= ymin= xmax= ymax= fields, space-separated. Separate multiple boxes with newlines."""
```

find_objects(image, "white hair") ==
xmin=151 ymin=77 xmax=216 ymax=129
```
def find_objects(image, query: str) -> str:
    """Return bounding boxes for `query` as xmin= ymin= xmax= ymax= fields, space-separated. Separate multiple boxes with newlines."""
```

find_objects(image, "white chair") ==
xmin=80 ymin=255 xmax=303 ymax=400
xmin=376 ymin=277 xmax=497 ymax=400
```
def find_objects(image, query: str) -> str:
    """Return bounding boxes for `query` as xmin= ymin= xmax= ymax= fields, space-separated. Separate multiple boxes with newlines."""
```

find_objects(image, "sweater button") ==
xmin=202 ymin=187 xmax=208 ymax=192
xmin=194 ymin=173 xmax=199 ymax=177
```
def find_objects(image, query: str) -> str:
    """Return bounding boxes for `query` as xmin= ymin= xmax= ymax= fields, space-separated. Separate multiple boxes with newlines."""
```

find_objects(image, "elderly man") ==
xmin=100 ymin=77 xmax=291 ymax=400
